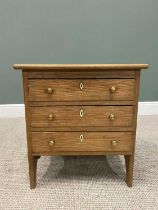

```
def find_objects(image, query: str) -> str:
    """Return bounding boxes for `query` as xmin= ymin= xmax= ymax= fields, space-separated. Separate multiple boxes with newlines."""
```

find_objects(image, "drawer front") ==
xmin=31 ymin=132 xmax=132 ymax=152
xmin=29 ymin=79 xmax=135 ymax=101
xmin=30 ymin=106 xmax=133 ymax=128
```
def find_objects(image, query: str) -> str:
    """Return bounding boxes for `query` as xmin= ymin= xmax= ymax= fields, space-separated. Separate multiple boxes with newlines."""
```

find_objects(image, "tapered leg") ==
xmin=29 ymin=156 xmax=38 ymax=189
xmin=124 ymin=154 xmax=134 ymax=187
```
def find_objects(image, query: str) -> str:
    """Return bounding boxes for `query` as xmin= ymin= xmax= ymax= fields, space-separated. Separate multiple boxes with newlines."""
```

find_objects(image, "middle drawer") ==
xmin=30 ymin=106 xmax=133 ymax=128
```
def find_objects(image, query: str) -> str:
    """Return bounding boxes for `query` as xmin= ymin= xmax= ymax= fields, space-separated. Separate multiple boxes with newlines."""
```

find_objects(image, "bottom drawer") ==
xmin=31 ymin=132 xmax=132 ymax=152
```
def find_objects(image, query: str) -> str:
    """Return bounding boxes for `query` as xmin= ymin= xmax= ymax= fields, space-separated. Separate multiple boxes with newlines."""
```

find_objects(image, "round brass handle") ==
xmin=48 ymin=140 xmax=55 ymax=146
xmin=111 ymin=140 xmax=118 ymax=146
xmin=109 ymin=113 xmax=115 ymax=121
xmin=48 ymin=113 xmax=54 ymax=121
xmin=110 ymin=86 xmax=116 ymax=93
xmin=47 ymin=88 xmax=53 ymax=94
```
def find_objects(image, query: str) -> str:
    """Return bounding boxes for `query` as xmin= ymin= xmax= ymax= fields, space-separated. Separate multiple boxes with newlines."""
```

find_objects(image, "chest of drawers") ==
xmin=13 ymin=64 xmax=148 ymax=189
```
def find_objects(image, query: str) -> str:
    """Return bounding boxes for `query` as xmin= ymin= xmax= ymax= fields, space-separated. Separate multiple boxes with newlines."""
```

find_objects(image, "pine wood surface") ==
xmin=30 ymin=106 xmax=133 ymax=128
xmin=29 ymin=79 xmax=135 ymax=102
xmin=27 ymin=70 xmax=136 ymax=79
xmin=13 ymin=63 xmax=149 ymax=70
xmin=31 ymin=132 xmax=132 ymax=153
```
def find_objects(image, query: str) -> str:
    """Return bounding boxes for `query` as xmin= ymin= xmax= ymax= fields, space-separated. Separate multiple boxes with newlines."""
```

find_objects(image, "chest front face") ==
xmin=23 ymin=69 xmax=139 ymax=154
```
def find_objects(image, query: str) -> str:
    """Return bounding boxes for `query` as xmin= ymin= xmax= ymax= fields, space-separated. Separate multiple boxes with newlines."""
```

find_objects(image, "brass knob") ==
xmin=48 ymin=140 xmax=55 ymax=146
xmin=47 ymin=88 xmax=53 ymax=94
xmin=109 ymin=113 xmax=115 ymax=121
xmin=110 ymin=86 xmax=116 ymax=93
xmin=111 ymin=140 xmax=118 ymax=146
xmin=48 ymin=113 xmax=54 ymax=121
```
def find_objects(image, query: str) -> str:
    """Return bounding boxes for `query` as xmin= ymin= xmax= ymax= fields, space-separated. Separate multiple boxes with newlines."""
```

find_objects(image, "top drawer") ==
xmin=28 ymin=79 xmax=135 ymax=102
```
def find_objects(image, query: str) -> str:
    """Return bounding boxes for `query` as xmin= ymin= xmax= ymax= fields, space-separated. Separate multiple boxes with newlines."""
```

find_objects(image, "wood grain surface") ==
xmin=30 ymin=106 xmax=133 ymax=128
xmin=29 ymin=100 xmax=134 ymax=106
xmin=28 ymin=70 xmax=136 ymax=79
xmin=13 ymin=63 xmax=149 ymax=70
xmin=31 ymin=132 xmax=132 ymax=152
xmin=29 ymin=79 xmax=135 ymax=101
